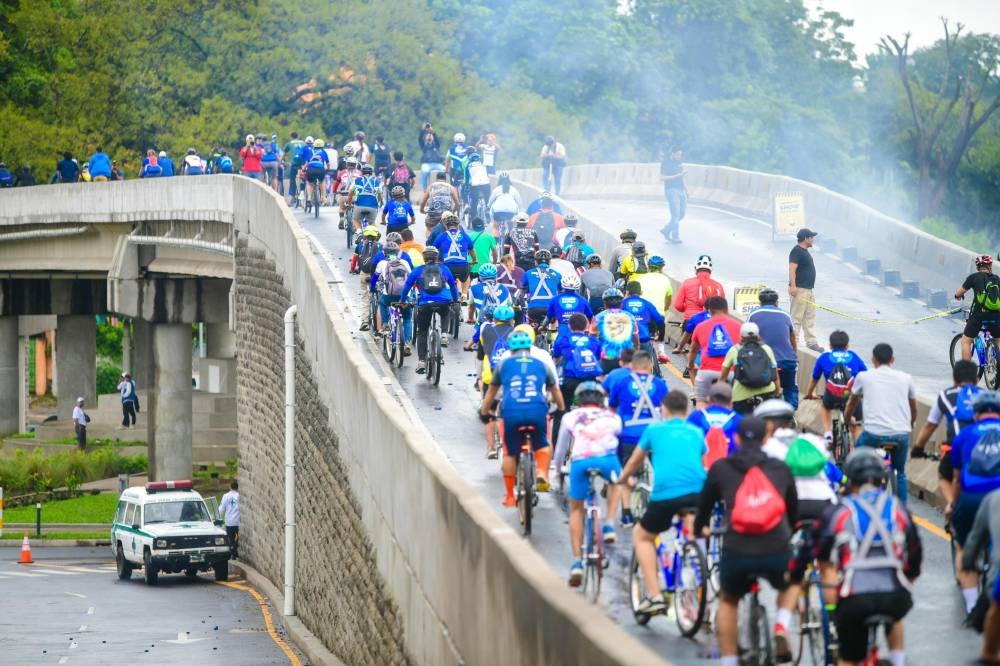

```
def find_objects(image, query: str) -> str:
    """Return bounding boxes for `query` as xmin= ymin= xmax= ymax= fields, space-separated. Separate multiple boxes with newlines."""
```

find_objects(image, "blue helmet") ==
xmin=492 ymin=305 xmax=515 ymax=322
xmin=973 ymin=391 xmax=1000 ymax=414
xmin=507 ymin=330 xmax=533 ymax=351
xmin=478 ymin=263 xmax=498 ymax=280
xmin=468 ymin=152 xmax=481 ymax=163
xmin=648 ymin=255 xmax=665 ymax=268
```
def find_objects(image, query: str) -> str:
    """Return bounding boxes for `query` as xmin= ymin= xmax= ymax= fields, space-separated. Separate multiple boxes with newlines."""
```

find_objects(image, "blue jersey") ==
xmin=433 ymin=228 xmax=474 ymax=265
xmin=684 ymin=309 xmax=710 ymax=335
xmin=352 ymin=175 xmax=381 ymax=208
xmin=448 ymin=144 xmax=469 ymax=175
xmin=492 ymin=353 xmax=555 ymax=418
xmin=304 ymin=146 xmax=327 ymax=169
xmin=552 ymin=332 xmax=603 ymax=380
xmin=688 ymin=405 xmax=742 ymax=456
xmin=470 ymin=281 xmax=512 ymax=313
xmin=382 ymin=200 xmax=415 ymax=229
xmin=622 ymin=295 xmax=664 ymax=343
xmin=521 ymin=266 xmax=561 ymax=310
xmin=951 ymin=417 xmax=1000 ymax=494
xmin=602 ymin=366 xmax=632 ymax=396
xmin=639 ymin=419 xmax=707 ymax=502
xmin=811 ymin=349 xmax=868 ymax=381
xmin=546 ymin=292 xmax=593 ymax=336
xmin=608 ymin=371 xmax=668 ymax=444
xmin=399 ymin=264 xmax=460 ymax=305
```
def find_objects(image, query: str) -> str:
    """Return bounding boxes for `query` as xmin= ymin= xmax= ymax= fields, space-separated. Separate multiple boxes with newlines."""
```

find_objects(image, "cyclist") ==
xmin=591 ymin=288 xmax=640 ymax=375
xmin=554 ymin=381 xmax=623 ymax=585
xmin=433 ymin=213 xmax=477 ymax=305
xmin=478 ymin=304 xmax=516 ymax=458
xmin=552 ymin=312 xmax=604 ymax=422
xmin=525 ymin=191 xmax=565 ymax=216
xmin=608 ymin=349 xmax=667 ymax=527
xmin=181 ymin=148 xmax=205 ymax=176
xmin=381 ymin=185 xmax=416 ymax=234
xmin=563 ymin=231 xmax=595 ymax=269
xmin=962 ymin=488 xmax=1000 ymax=648
xmin=618 ymin=241 xmax=651 ymax=285
xmin=385 ymin=151 xmax=415 ymax=201
xmin=548 ymin=246 xmax=577 ymax=282
xmin=503 ymin=213 xmax=541 ymax=273
xmin=349 ymin=163 xmax=383 ymax=232
xmin=602 ymin=348 xmax=635 ymax=397
xmin=336 ymin=156 xmax=362 ymax=227
xmin=694 ymin=416 xmax=799 ymax=666
xmin=371 ymin=241 xmax=413 ymax=349
xmin=465 ymin=152 xmax=492 ymax=219
xmin=399 ymin=228 xmax=424 ymax=267
xmin=283 ymin=133 xmax=306 ymax=201
xmin=608 ymin=228 xmax=637 ymax=280
xmin=747 ymin=287 xmax=798 ymax=408
xmin=546 ymin=273 xmax=593 ymax=341
xmin=580 ymin=255 xmax=614 ymax=314
xmin=303 ymin=141 xmax=328 ymax=213
xmin=955 ymin=254 xmax=1000 ymax=362
xmin=620 ymin=390 xmax=707 ymax=614
xmin=521 ymin=249 xmax=562 ymax=332
xmin=804 ymin=329 xmax=868 ymax=441
xmin=688 ymin=381 xmax=741 ymax=468
xmin=632 ymin=256 xmax=672 ymax=319
xmin=555 ymin=212 xmax=580 ymax=249
xmin=950 ymin=390 xmax=1000 ymax=619
xmin=468 ymin=216 xmax=499 ymax=283
xmin=673 ymin=255 xmax=725 ymax=354
xmin=527 ymin=193 xmax=566 ymax=248
xmin=371 ymin=135 xmax=391 ymax=180
xmin=321 ymin=139 xmax=338 ymax=204
xmin=446 ymin=132 xmax=469 ymax=190
xmin=261 ymin=133 xmax=281 ymax=191
xmin=622 ymin=281 xmax=665 ymax=364
xmin=353 ymin=226 xmax=382 ymax=306
xmin=479 ymin=330 xmax=565 ymax=506
xmin=398 ymin=247 xmax=460 ymax=375
xmin=419 ymin=171 xmax=459 ymax=235
xmin=719 ymin=322 xmax=781 ymax=415
xmin=488 ymin=171 xmax=522 ymax=234
xmin=468 ymin=263 xmax=512 ymax=350
xmin=815 ymin=448 xmax=922 ymax=666
xmin=844 ymin=343 xmax=917 ymax=501
xmin=687 ymin=296 xmax=741 ymax=406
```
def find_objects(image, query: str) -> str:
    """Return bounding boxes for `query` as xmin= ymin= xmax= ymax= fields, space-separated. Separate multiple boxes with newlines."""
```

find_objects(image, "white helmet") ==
xmin=246 ymin=134 xmax=255 ymax=143
xmin=305 ymin=135 xmax=314 ymax=144
xmin=343 ymin=144 xmax=355 ymax=156
xmin=515 ymin=212 xmax=529 ymax=225
xmin=695 ymin=254 xmax=713 ymax=271
xmin=454 ymin=132 xmax=466 ymax=143
xmin=560 ymin=273 xmax=582 ymax=291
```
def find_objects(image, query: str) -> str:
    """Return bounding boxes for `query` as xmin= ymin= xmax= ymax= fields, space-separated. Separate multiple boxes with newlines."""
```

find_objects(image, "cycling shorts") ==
xmin=526 ymin=307 xmax=548 ymax=325
xmin=638 ymin=493 xmax=702 ymax=534
xmin=306 ymin=167 xmax=326 ymax=183
xmin=834 ymin=591 xmax=912 ymax=662
xmin=952 ymin=491 xmax=990 ymax=546
xmin=355 ymin=206 xmax=378 ymax=224
xmin=617 ymin=441 xmax=637 ymax=467
xmin=567 ymin=454 xmax=620 ymax=501
xmin=500 ymin=407 xmax=549 ymax=456
xmin=718 ymin=550 xmax=790 ymax=600
xmin=937 ymin=443 xmax=953 ymax=481
xmin=821 ymin=391 xmax=863 ymax=420
xmin=964 ymin=313 xmax=1000 ymax=340
xmin=446 ymin=263 xmax=470 ymax=283
xmin=262 ymin=162 xmax=278 ymax=177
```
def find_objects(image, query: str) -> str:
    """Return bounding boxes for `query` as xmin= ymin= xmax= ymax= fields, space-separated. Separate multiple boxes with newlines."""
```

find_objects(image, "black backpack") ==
xmin=420 ymin=264 xmax=445 ymax=295
xmin=358 ymin=240 xmax=380 ymax=274
xmin=735 ymin=340 xmax=774 ymax=389
xmin=533 ymin=212 xmax=556 ymax=246
xmin=565 ymin=243 xmax=585 ymax=267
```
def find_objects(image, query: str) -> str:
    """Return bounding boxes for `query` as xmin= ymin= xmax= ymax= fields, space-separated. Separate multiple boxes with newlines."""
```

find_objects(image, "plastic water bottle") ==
xmin=976 ymin=335 xmax=986 ymax=357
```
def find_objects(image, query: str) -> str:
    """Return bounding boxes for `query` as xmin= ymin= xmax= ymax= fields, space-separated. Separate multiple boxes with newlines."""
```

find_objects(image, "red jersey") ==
xmin=675 ymin=272 xmax=725 ymax=320
xmin=239 ymin=145 xmax=263 ymax=173
xmin=691 ymin=315 xmax=741 ymax=372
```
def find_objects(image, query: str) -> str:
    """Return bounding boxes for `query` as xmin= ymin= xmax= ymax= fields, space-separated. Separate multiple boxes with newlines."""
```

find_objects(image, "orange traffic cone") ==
xmin=19 ymin=533 xmax=33 ymax=564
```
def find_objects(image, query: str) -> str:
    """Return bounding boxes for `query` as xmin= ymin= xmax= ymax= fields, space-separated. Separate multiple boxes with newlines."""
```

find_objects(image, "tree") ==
xmin=880 ymin=20 xmax=1000 ymax=219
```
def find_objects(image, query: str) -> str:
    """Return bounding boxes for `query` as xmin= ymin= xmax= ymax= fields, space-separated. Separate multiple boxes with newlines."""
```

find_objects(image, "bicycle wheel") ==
xmin=987 ymin=341 xmax=1000 ymax=389
xmin=630 ymin=472 xmax=650 ymax=519
xmin=430 ymin=327 xmax=442 ymax=387
xmin=950 ymin=333 xmax=963 ymax=370
xmin=313 ymin=186 xmax=320 ymax=218
xmin=582 ymin=509 xmax=602 ymax=604
xmin=796 ymin=579 xmax=825 ymax=666
xmin=394 ymin=315 xmax=405 ymax=368
xmin=345 ymin=208 xmax=354 ymax=248
xmin=628 ymin=549 xmax=653 ymax=626
xmin=368 ymin=296 xmax=379 ymax=339
xmin=674 ymin=541 xmax=707 ymax=637
xmin=749 ymin=601 xmax=773 ymax=666
xmin=832 ymin=418 xmax=851 ymax=466
xmin=518 ymin=451 xmax=534 ymax=536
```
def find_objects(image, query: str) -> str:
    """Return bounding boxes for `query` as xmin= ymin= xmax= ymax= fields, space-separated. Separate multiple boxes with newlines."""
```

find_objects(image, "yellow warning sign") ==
xmin=773 ymin=192 xmax=806 ymax=238
xmin=733 ymin=285 xmax=765 ymax=318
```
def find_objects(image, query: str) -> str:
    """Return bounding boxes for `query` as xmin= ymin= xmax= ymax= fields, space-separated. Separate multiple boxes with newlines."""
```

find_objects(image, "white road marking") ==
xmin=58 ymin=657 xmax=68 ymax=664
xmin=86 ymin=606 xmax=95 ymax=615
xmin=1 ymin=571 xmax=45 ymax=578
xmin=689 ymin=203 xmax=773 ymax=229
xmin=78 ymin=625 xmax=87 ymax=632
xmin=29 ymin=568 xmax=80 ymax=575
xmin=69 ymin=642 xmax=78 ymax=649
xmin=64 ymin=592 xmax=86 ymax=598
xmin=164 ymin=631 xmax=207 ymax=645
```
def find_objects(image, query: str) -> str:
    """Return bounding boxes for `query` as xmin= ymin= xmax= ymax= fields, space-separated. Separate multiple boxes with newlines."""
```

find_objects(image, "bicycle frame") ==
xmin=581 ymin=470 xmax=605 ymax=603
xmin=516 ymin=428 xmax=537 ymax=536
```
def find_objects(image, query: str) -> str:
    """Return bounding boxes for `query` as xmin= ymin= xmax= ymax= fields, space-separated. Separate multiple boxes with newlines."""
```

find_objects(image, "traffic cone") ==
xmin=19 ymin=533 xmax=33 ymax=564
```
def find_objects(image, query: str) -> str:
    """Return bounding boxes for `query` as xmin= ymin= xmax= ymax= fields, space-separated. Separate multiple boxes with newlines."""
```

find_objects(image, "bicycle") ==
xmin=629 ymin=509 xmax=708 ymax=636
xmin=426 ymin=308 xmax=445 ymax=387
xmin=343 ymin=204 xmax=355 ymax=248
xmin=367 ymin=291 xmax=379 ymax=339
xmin=860 ymin=614 xmax=894 ymax=666
xmin=950 ymin=314 xmax=1000 ymax=389
xmin=381 ymin=301 xmax=406 ymax=368
xmin=447 ymin=302 xmax=461 ymax=340
xmin=311 ymin=179 xmax=321 ymax=219
xmin=581 ymin=468 xmax=610 ymax=604
xmin=830 ymin=404 xmax=853 ymax=466
xmin=629 ymin=459 xmax=652 ymax=519
xmin=516 ymin=425 xmax=539 ymax=536
xmin=740 ymin=581 xmax=774 ymax=666
xmin=793 ymin=523 xmax=836 ymax=666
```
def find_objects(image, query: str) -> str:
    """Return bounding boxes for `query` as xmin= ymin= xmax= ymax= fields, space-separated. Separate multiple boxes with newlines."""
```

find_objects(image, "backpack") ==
xmin=731 ymin=465 xmax=786 ymax=535
xmin=373 ymin=144 xmax=391 ymax=168
xmin=966 ymin=427 xmax=1000 ymax=479
xmin=217 ymin=156 xmax=234 ymax=173
xmin=703 ymin=411 xmax=735 ymax=469
xmin=533 ymin=211 xmax=556 ymax=246
xmin=839 ymin=492 xmax=908 ymax=598
xmin=825 ymin=360 xmax=853 ymax=398
xmin=420 ymin=263 xmax=445 ymax=295
xmin=381 ymin=258 xmax=411 ymax=297
xmin=307 ymin=151 xmax=326 ymax=169
xmin=705 ymin=322 xmax=734 ymax=358
xmin=734 ymin=341 xmax=774 ymax=389
xmin=785 ymin=437 xmax=828 ymax=477
xmin=428 ymin=183 xmax=453 ymax=214
xmin=144 ymin=162 xmax=162 ymax=177
xmin=569 ymin=339 xmax=601 ymax=378
xmin=391 ymin=162 xmax=410 ymax=187
xmin=630 ymin=255 xmax=649 ymax=275
xmin=941 ymin=385 xmax=980 ymax=439
xmin=358 ymin=240 xmax=380 ymax=275
xmin=565 ymin=243 xmax=585 ymax=267
xmin=977 ymin=275 xmax=1000 ymax=312
xmin=489 ymin=329 xmax=512 ymax=367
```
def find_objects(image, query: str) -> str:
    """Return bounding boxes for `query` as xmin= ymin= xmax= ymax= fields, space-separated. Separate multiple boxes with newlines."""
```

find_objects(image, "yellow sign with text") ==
xmin=733 ymin=285 xmax=765 ymax=318
xmin=773 ymin=192 xmax=806 ymax=238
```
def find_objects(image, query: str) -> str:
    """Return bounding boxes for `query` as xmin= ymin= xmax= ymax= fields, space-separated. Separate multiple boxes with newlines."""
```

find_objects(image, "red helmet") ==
xmin=977 ymin=255 xmax=994 ymax=269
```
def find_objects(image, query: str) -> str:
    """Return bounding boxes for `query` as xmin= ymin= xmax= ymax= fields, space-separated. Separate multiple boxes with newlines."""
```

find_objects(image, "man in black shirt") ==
xmin=659 ymin=146 xmax=687 ymax=244
xmin=955 ymin=254 xmax=1000 ymax=361
xmin=788 ymin=228 xmax=822 ymax=352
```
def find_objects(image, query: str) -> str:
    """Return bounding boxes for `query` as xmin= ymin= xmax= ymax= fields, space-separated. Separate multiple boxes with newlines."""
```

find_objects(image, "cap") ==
xmin=158 ymin=150 xmax=166 ymax=157
xmin=76 ymin=396 xmax=85 ymax=403
xmin=797 ymin=228 xmax=818 ymax=241
xmin=707 ymin=382 xmax=732 ymax=402
xmin=740 ymin=322 xmax=760 ymax=338
xmin=737 ymin=415 xmax=766 ymax=446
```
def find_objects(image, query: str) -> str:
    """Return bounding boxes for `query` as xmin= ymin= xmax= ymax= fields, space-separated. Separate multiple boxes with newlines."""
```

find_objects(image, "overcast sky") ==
xmin=807 ymin=0 xmax=1000 ymax=56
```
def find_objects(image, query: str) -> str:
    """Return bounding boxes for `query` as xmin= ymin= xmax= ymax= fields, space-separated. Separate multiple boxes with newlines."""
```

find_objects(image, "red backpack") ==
xmin=731 ymin=466 xmax=786 ymax=535
xmin=391 ymin=162 xmax=410 ymax=187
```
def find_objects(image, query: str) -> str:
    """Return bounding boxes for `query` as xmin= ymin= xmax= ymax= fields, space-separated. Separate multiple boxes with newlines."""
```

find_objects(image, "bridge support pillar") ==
xmin=55 ymin=315 xmax=96 ymax=421
xmin=0 ymin=317 xmax=19 ymax=434
xmin=149 ymin=323 xmax=193 ymax=481
xmin=202 ymin=323 xmax=236 ymax=394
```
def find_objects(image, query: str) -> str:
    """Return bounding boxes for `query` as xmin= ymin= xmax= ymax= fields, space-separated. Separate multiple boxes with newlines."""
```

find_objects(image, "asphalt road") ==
xmin=296 ymin=203 xmax=981 ymax=665
xmin=0 ymin=546 xmax=304 ymax=665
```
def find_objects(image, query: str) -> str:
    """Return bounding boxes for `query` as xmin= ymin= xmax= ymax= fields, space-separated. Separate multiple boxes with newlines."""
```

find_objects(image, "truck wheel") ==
xmin=213 ymin=561 xmax=229 ymax=582
xmin=116 ymin=544 xmax=133 ymax=581
xmin=143 ymin=549 xmax=158 ymax=586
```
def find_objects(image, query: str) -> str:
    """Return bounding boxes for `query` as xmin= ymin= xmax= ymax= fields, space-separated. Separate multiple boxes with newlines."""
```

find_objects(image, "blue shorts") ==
xmin=500 ymin=407 xmax=548 ymax=456
xmin=567 ymin=454 xmax=621 ymax=501
xmin=993 ymin=569 xmax=1000 ymax=605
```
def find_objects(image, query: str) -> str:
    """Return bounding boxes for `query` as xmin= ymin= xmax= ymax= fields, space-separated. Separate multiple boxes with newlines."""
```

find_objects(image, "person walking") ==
xmin=539 ymin=136 xmax=567 ymax=195
xmin=117 ymin=372 xmax=139 ymax=429
xmin=219 ymin=481 xmax=240 ymax=559
xmin=659 ymin=146 xmax=687 ymax=243
xmin=418 ymin=122 xmax=444 ymax=190
xmin=72 ymin=396 xmax=89 ymax=450
xmin=788 ymin=228 xmax=822 ymax=352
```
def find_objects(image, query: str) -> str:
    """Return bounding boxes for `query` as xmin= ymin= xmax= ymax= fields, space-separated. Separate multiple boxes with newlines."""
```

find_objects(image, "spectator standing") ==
xmin=17 ymin=165 xmax=35 ymax=186
xmin=219 ymin=481 xmax=240 ymax=558
xmin=748 ymin=288 xmax=799 ymax=407
xmin=371 ymin=135 xmax=391 ymax=180
xmin=0 ymin=162 xmax=13 ymax=187
xmin=117 ymin=372 xmax=139 ymax=428
xmin=477 ymin=133 xmax=501 ymax=175
xmin=52 ymin=152 xmax=80 ymax=184
xmin=240 ymin=134 xmax=264 ymax=181
xmin=789 ymin=228 xmax=822 ymax=352
xmin=73 ymin=396 xmax=89 ymax=450
xmin=158 ymin=151 xmax=175 ymax=177
xmin=418 ymin=123 xmax=444 ymax=189
xmin=659 ymin=146 xmax=687 ymax=244
xmin=345 ymin=131 xmax=371 ymax=164
xmin=88 ymin=146 xmax=113 ymax=181
xmin=540 ymin=135 xmax=567 ymax=195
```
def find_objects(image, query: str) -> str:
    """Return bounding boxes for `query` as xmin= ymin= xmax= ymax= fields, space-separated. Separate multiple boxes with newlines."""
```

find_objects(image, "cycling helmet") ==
xmin=534 ymin=249 xmax=552 ymax=264
xmin=540 ymin=191 xmax=553 ymax=201
xmin=344 ymin=145 xmax=355 ymax=155
xmin=468 ymin=152 xmax=481 ymax=162
xmin=362 ymin=226 xmax=381 ymax=239
xmin=977 ymin=255 xmax=994 ymax=269
xmin=454 ymin=133 xmax=466 ymax=143
xmin=478 ymin=263 xmax=498 ymax=280
xmin=361 ymin=164 xmax=374 ymax=175
xmin=498 ymin=171 xmax=510 ymax=182
xmin=602 ymin=287 xmax=624 ymax=305
xmin=515 ymin=213 xmax=529 ymax=225
xmin=550 ymin=244 xmax=563 ymax=257
xmin=585 ymin=254 xmax=602 ymax=266
xmin=305 ymin=136 xmax=314 ymax=144
xmin=560 ymin=273 xmax=582 ymax=290
xmin=422 ymin=247 xmax=440 ymax=261
xmin=844 ymin=448 xmax=888 ymax=485
xmin=574 ymin=380 xmax=607 ymax=406
xmin=442 ymin=211 xmax=458 ymax=221
xmin=314 ymin=139 xmax=325 ymax=148
xmin=385 ymin=232 xmax=403 ymax=243
xmin=648 ymin=255 xmax=665 ymax=268
xmin=753 ymin=399 xmax=795 ymax=421
xmin=565 ymin=213 xmax=578 ymax=226
xmin=758 ymin=287 xmax=780 ymax=305
xmin=695 ymin=254 xmax=713 ymax=271
xmin=972 ymin=391 xmax=1000 ymax=414
xmin=513 ymin=323 xmax=536 ymax=343
xmin=383 ymin=241 xmax=400 ymax=254
xmin=391 ymin=185 xmax=405 ymax=197
xmin=493 ymin=305 xmax=515 ymax=322
xmin=508 ymin=330 xmax=533 ymax=351
xmin=631 ymin=241 xmax=647 ymax=256
xmin=444 ymin=214 xmax=460 ymax=228
xmin=620 ymin=228 xmax=637 ymax=241
xmin=346 ymin=156 xmax=358 ymax=166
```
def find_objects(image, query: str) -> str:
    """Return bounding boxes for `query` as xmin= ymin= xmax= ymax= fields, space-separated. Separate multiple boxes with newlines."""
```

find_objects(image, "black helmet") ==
xmin=574 ymin=381 xmax=607 ymax=406
xmin=534 ymin=249 xmax=551 ymax=264
xmin=844 ymin=448 xmax=887 ymax=485
xmin=585 ymin=253 xmax=602 ymax=266
xmin=549 ymin=244 xmax=563 ymax=258
xmin=631 ymin=241 xmax=646 ymax=256
xmin=973 ymin=391 xmax=1000 ymax=414
xmin=620 ymin=228 xmax=637 ymax=241
xmin=361 ymin=163 xmax=374 ymax=175
xmin=758 ymin=288 xmax=779 ymax=305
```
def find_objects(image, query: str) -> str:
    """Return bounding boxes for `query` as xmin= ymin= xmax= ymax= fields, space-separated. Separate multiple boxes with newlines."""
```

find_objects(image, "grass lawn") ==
xmin=37 ymin=437 xmax=146 ymax=447
xmin=2 ymin=493 xmax=118 ymax=524
xmin=1 ymin=531 xmax=107 ymax=540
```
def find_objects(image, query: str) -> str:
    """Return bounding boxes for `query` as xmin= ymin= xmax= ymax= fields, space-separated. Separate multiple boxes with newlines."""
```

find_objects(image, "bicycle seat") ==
xmin=864 ymin=614 xmax=896 ymax=628
xmin=517 ymin=425 xmax=537 ymax=434
xmin=676 ymin=506 xmax=699 ymax=516
xmin=585 ymin=468 xmax=604 ymax=479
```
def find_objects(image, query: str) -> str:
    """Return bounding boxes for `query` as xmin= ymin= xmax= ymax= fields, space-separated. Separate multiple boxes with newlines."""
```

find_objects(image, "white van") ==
xmin=111 ymin=480 xmax=231 ymax=585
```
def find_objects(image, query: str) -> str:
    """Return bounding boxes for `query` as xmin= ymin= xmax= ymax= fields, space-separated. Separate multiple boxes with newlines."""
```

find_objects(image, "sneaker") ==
xmin=620 ymin=509 xmax=635 ymax=528
xmin=440 ymin=336 xmax=449 ymax=348
xmin=416 ymin=361 xmax=427 ymax=374
xmin=501 ymin=495 xmax=517 ymax=508
xmin=774 ymin=627 xmax=792 ymax=663
xmin=536 ymin=477 xmax=550 ymax=493
xmin=568 ymin=561 xmax=584 ymax=587
xmin=403 ymin=345 xmax=412 ymax=357
xmin=602 ymin=524 xmax=617 ymax=543
xmin=486 ymin=447 xmax=499 ymax=460
xmin=807 ymin=343 xmax=824 ymax=353
xmin=682 ymin=368 xmax=690 ymax=379
xmin=823 ymin=431 xmax=833 ymax=442
xmin=359 ymin=322 xmax=370 ymax=331
xmin=338 ymin=220 xmax=345 ymax=230
xmin=637 ymin=596 xmax=665 ymax=615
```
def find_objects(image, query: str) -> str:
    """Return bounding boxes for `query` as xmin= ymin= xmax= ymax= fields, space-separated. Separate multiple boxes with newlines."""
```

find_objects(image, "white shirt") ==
xmin=763 ymin=429 xmax=837 ymax=504
xmin=488 ymin=186 xmax=521 ymax=214
xmin=851 ymin=364 xmax=916 ymax=436
xmin=183 ymin=154 xmax=203 ymax=170
xmin=219 ymin=490 xmax=240 ymax=527
xmin=549 ymin=258 xmax=577 ymax=281
xmin=481 ymin=144 xmax=498 ymax=167
xmin=73 ymin=405 xmax=86 ymax=426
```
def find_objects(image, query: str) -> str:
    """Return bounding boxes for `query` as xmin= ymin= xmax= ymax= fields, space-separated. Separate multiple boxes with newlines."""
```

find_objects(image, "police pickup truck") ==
xmin=111 ymin=480 xmax=231 ymax=585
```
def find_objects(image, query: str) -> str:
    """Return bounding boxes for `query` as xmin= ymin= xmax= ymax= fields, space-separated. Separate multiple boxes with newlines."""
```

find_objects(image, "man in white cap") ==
xmin=72 ymin=397 xmax=89 ymax=450
xmin=117 ymin=372 xmax=139 ymax=429
xmin=720 ymin=322 xmax=781 ymax=415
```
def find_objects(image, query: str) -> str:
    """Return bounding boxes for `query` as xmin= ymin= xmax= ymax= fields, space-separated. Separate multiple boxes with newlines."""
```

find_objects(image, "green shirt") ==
xmin=722 ymin=342 xmax=777 ymax=402
xmin=469 ymin=230 xmax=497 ymax=272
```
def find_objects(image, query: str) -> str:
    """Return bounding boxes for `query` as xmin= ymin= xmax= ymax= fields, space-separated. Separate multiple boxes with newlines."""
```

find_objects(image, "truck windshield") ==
xmin=143 ymin=500 xmax=211 ymax=525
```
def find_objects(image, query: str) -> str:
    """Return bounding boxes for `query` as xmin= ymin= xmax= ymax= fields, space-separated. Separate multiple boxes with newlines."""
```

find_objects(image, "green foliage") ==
xmin=95 ymin=321 xmax=122 ymax=363
xmin=0 ymin=449 xmax=147 ymax=496
xmin=96 ymin=359 xmax=120 ymax=396
xmin=1 ymin=492 xmax=118 ymax=524
xmin=918 ymin=216 xmax=996 ymax=252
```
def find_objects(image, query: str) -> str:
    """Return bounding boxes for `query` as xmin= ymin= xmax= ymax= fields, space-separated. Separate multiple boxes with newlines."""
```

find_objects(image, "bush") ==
xmin=0 ymin=449 xmax=147 ymax=497
xmin=96 ymin=359 xmax=121 ymax=395
xmin=96 ymin=320 xmax=123 ymax=363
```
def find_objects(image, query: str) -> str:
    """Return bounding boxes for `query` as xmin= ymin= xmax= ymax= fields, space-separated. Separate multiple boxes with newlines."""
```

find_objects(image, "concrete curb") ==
xmin=0 ymin=539 xmax=109 ymax=547
xmin=230 ymin=560 xmax=346 ymax=666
